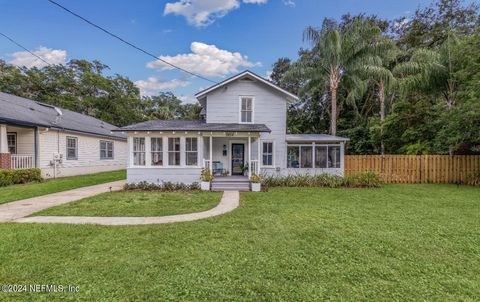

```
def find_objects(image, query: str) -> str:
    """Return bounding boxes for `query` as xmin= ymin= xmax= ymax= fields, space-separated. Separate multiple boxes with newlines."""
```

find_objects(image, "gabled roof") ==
xmin=115 ymin=119 xmax=271 ymax=133
xmin=286 ymin=134 xmax=349 ymax=143
xmin=0 ymin=92 xmax=126 ymax=140
xmin=195 ymin=70 xmax=299 ymax=100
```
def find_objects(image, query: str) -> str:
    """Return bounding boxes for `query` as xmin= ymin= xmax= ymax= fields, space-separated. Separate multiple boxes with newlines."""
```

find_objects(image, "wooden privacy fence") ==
xmin=345 ymin=155 xmax=480 ymax=184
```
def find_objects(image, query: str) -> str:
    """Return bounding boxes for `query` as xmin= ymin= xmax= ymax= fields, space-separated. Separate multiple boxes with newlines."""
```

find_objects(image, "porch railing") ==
xmin=11 ymin=155 xmax=34 ymax=170
xmin=203 ymin=159 xmax=211 ymax=169
xmin=250 ymin=160 xmax=259 ymax=175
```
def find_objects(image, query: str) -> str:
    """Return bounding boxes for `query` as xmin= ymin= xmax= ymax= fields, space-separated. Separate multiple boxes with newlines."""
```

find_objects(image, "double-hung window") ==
xmin=185 ymin=137 xmax=198 ymax=166
xmin=66 ymin=136 xmax=78 ymax=160
xmin=7 ymin=133 xmax=16 ymax=154
xmin=100 ymin=140 xmax=114 ymax=160
xmin=240 ymin=97 xmax=253 ymax=123
xmin=168 ymin=138 xmax=180 ymax=166
xmin=151 ymin=138 xmax=163 ymax=166
xmin=133 ymin=137 xmax=145 ymax=166
xmin=262 ymin=142 xmax=274 ymax=166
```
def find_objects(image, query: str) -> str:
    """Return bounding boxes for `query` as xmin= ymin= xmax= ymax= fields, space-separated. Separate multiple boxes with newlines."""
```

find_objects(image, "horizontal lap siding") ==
xmin=345 ymin=155 xmax=480 ymax=184
xmin=39 ymin=130 xmax=127 ymax=178
xmin=206 ymin=79 xmax=287 ymax=170
xmin=127 ymin=168 xmax=202 ymax=185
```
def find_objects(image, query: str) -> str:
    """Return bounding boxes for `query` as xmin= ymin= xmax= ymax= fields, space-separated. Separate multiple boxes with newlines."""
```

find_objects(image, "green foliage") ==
xmin=250 ymin=174 xmax=262 ymax=183
xmin=124 ymin=181 xmax=200 ymax=191
xmin=466 ymin=171 xmax=480 ymax=186
xmin=200 ymin=168 xmax=214 ymax=182
xmin=262 ymin=172 xmax=382 ymax=188
xmin=0 ymin=168 xmax=42 ymax=187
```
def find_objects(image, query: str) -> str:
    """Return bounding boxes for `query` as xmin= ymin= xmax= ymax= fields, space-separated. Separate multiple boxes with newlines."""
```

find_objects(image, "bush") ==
xmin=343 ymin=171 xmax=383 ymax=188
xmin=200 ymin=168 xmax=214 ymax=182
xmin=262 ymin=172 xmax=382 ymax=189
xmin=0 ymin=168 xmax=43 ymax=187
xmin=466 ymin=171 xmax=480 ymax=186
xmin=124 ymin=181 xmax=200 ymax=192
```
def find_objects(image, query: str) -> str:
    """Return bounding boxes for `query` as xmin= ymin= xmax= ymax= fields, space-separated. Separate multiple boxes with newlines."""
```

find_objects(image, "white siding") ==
xmin=127 ymin=168 xmax=202 ymax=185
xmin=6 ymin=126 xmax=34 ymax=155
xmin=38 ymin=129 xmax=127 ymax=178
xmin=206 ymin=78 xmax=288 ymax=171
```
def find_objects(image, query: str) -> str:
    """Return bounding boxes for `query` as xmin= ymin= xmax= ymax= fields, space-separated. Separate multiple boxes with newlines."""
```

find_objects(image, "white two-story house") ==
xmin=117 ymin=71 xmax=348 ymax=190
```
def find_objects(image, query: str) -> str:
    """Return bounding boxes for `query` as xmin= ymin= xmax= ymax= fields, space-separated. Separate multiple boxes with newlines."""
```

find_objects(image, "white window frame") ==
xmin=7 ymin=132 xmax=16 ymax=154
xmin=261 ymin=140 xmax=275 ymax=167
xmin=239 ymin=96 xmax=254 ymax=124
xmin=168 ymin=137 xmax=181 ymax=166
xmin=185 ymin=137 xmax=198 ymax=166
xmin=286 ymin=144 xmax=342 ymax=169
xmin=151 ymin=137 xmax=163 ymax=166
xmin=132 ymin=137 xmax=146 ymax=166
xmin=66 ymin=136 xmax=78 ymax=160
xmin=100 ymin=140 xmax=114 ymax=160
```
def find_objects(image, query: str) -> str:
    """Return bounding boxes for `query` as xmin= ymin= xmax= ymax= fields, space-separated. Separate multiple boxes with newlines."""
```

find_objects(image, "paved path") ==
xmin=0 ymin=180 xmax=126 ymax=222
xmin=16 ymin=191 xmax=240 ymax=225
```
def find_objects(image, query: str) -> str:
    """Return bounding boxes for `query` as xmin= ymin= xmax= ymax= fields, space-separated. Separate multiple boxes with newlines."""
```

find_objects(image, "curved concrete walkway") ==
xmin=15 ymin=191 xmax=239 ymax=226
xmin=0 ymin=180 xmax=126 ymax=223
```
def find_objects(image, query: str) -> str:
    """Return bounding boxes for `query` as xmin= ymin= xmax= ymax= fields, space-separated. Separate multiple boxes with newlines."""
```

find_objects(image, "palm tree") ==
xmin=299 ymin=19 xmax=388 ymax=136
xmin=394 ymin=32 xmax=458 ymax=109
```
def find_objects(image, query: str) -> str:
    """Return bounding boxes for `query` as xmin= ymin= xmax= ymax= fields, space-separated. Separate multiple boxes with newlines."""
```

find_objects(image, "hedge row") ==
xmin=0 ymin=168 xmax=43 ymax=187
xmin=262 ymin=171 xmax=383 ymax=188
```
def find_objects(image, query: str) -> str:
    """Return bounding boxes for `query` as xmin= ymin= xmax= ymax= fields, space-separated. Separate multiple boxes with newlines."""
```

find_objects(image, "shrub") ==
xmin=250 ymin=174 xmax=262 ymax=183
xmin=200 ymin=168 xmax=214 ymax=182
xmin=0 ymin=168 xmax=43 ymax=187
xmin=466 ymin=171 xmax=480 ymax=186
xmin=343 ymin=171 xmax=383 ymax=188
xmin=262 ymin=172 xmax=382 ymax=189
xmin=124 ymin=181 xmax=200 ymax=192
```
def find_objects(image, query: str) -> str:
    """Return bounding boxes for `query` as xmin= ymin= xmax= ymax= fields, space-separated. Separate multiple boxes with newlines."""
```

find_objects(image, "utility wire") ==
xmin=47 ymin=0 xmax=217 ymax=83
xmin=0 ymin=32 xmax=52 ymax=66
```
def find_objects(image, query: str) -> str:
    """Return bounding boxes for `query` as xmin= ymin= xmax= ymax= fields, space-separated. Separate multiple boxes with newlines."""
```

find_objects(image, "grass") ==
xmin=0 ymin=170 xmax=126 ymax=205
xmin=34 ymin=191 xmax=222 ymax=217
xmin=0 ymin=184 xmax=479 ymax=301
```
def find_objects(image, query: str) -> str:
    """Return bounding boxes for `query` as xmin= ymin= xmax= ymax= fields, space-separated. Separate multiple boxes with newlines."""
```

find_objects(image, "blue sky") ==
xmin=0 ymin=0 xmax=431 ymax=102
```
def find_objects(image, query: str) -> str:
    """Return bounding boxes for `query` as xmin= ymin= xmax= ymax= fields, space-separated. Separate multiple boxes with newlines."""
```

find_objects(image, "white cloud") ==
xmin=8 ymin=46 xmax=67 ymax=68
xmin=265 ymin=70 xmax=272 ymax=80
xmin=164 ymin=0 xmax=267 ymax=27
xmin=178 ymin=94 xmax=197 ymax=104
xmin=147 ymin=42 xmax=261 ymax=77
xmin=135 ymin=77 xmax=190 ymax=96
xmin=283 ymin=0 xmax=295 ymax=7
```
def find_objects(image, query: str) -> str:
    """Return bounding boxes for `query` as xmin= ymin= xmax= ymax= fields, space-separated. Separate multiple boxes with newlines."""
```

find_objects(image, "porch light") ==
xmin=223 ymin=144 xmax=227 ymax=156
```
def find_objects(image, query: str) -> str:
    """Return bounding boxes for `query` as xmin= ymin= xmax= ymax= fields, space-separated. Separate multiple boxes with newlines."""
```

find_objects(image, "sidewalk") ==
xmin=0 ymin=180 xmax=126 ymax=222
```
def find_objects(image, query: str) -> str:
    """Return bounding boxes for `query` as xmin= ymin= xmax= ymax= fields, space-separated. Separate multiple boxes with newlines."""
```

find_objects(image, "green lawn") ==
xmin=0 ymin=170 xmax=126 ymax=205
xmin=0 ymin=184 xmax=479 ymax=301
xmin=34 ymin=191 xmax=222 ymax=217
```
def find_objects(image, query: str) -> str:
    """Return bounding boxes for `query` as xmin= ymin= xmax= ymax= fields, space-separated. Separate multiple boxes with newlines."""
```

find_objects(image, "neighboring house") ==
xmin=0 ymin=92 xmax=127 ymax=178
xmin=116 ymin=70 xmax=348 ymax=190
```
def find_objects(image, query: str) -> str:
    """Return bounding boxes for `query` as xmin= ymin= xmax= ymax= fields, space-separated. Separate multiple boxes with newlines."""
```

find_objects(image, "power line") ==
xmin=47 ymin=0 xmax=217 ymax=83
xmin=0 ymin=32 xmax=52 ymax=66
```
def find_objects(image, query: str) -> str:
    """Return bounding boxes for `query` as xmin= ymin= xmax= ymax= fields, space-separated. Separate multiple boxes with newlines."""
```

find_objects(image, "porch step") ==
xmin=211 ymin=178 xmax=251 ymax=192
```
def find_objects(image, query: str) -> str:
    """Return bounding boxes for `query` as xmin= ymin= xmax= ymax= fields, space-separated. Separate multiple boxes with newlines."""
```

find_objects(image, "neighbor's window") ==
xmin=151 ymin=138 xmax=163 ymax=166
xmin=7 ymin=133 xmax=16 ymax=154
xmin=185 ymin=137 xmax=198 ymax=166
xmin=100 ymin=140 xmax=114 ymax=160
xmin=168 ymin=137 xmax=180 ymax=166
xmin=66 ymin=136 xmax=78 ymax=160
xmin=315 ymin=146 xmax=327 ymax=168
xmin=240 ymin=97 xmax=253 ymax=123
xmin=262 ymin=142 xmax=274 ymax=166
xmin=133 ymin=137 xmax=145 ymax=166
xmin=287 ymin=146 xmax=299 ymax=168
xmin=300 ymin=146 xmax=313 ymax=168
xmin=328 ymin=145 xmax=341 ymax=168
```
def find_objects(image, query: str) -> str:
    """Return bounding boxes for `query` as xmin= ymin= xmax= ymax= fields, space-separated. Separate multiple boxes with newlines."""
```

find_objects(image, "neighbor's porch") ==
xmin=0 ymin=124 xmax=37 ymax=170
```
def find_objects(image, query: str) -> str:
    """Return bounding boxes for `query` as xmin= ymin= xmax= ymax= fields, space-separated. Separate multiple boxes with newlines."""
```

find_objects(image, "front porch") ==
xmin=0 ymin=124 xmax=37 ymax=170
xmin=202 ymin=135 xmax=260 ymax=178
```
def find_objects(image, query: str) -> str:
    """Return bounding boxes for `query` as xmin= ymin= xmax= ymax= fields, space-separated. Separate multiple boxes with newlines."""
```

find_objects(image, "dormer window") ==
xmin=240 ymin=96 xmax=254 ymax=123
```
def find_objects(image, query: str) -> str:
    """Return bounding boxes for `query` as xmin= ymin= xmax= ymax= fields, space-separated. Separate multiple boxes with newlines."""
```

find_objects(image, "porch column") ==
xmin=0 ymin=124 xmax=10 ymax=169
xmin=209 ymin=135 xmax=213 ymax=171
xmin=257 ymin=137 xmax=261 ymax=168
xmin=248 ymin=136 xmax=251 ymax=178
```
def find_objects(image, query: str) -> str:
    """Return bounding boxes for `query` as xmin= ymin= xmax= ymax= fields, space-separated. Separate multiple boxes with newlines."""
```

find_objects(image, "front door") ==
xmin=231 ymin=144 xmax=245 ymax=175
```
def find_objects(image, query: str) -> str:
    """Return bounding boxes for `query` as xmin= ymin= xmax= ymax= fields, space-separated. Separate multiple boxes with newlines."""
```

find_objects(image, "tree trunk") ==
xmin=379 ymin=80 xmax=385 ymax=155
xmin=330 ymin=86 xmax=337 ymax=136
